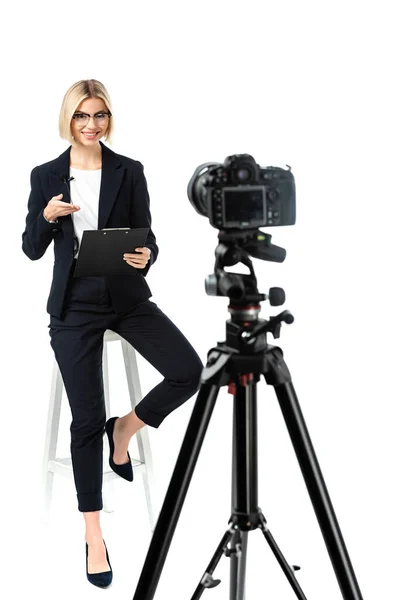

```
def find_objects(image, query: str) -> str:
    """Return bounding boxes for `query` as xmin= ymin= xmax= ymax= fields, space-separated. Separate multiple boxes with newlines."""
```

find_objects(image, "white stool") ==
xmin=42 ymin=329 xmax=156 ymax=531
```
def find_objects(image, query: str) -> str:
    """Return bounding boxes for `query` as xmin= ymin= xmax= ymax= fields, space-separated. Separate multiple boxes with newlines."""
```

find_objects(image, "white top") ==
xmin=69 ymin=167 xmax=102 ymax=258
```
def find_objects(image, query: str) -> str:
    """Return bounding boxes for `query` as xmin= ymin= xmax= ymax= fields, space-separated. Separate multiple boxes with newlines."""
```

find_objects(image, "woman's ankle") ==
xmin=83 ymin=509 xmax=102 ymax=540
xmin=118 ymin=411 xmax=146 ymax=439
xmin=85 ymin=529 xmax=103 ymax=542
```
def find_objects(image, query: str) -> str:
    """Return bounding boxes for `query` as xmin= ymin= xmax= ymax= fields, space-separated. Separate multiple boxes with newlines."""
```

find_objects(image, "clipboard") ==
xmin=73 ymin=227 xmax=149 ymax=277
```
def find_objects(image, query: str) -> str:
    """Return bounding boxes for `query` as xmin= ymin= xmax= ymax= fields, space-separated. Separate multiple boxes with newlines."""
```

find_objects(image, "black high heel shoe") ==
xmin=86 ymin=538 xmax=113 ymax=588
xmin=105 ymin=416 xmax=134 ymax=482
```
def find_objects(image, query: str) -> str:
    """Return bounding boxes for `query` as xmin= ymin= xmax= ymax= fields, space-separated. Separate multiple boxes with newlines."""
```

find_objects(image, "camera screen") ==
xmin=223 ymin=187 xmax=266 ymax=227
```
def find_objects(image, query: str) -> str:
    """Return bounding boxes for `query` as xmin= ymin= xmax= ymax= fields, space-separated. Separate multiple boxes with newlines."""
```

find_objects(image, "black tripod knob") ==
xmin=268 ymin=287 xmax=285 ymax=306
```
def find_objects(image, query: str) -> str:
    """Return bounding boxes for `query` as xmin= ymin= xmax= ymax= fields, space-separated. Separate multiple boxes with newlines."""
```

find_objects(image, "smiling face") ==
xmin=70 ymin=97 xmax=110 ymax=146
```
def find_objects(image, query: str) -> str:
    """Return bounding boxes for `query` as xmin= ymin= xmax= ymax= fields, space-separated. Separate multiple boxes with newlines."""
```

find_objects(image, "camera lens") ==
xmin=187 ymin=162 xmax=220 ymax=217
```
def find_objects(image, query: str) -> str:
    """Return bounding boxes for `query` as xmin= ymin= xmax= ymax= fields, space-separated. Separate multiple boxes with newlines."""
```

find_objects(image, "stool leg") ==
xmin=102 ymin=341 xmax=116 ymax=513
xmin=137 ymin=425 xmax=157 ymax=532
xmin=42 ymin=360 xmax=64 ymax=517
xmin=121 ymin=339 xmax=157 ymax=532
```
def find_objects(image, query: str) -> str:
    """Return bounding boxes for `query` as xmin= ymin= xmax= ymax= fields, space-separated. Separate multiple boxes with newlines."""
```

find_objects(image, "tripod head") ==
xmin=205 ymin=229 xmax=294 ymax=348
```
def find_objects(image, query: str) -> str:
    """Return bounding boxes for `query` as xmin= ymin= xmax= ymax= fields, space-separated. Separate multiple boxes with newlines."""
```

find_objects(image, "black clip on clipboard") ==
xmin=73 ymin=227 xmax=150 ymax=277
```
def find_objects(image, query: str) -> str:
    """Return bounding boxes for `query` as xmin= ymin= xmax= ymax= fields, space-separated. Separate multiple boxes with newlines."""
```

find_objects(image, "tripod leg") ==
xmin=190 ymin=526 xmax=235 ymax=600
xmin=264 ymin=349 xmax=364 ymax=600
xmin=259 ymin=513 xmax=308 ymax=600
xmin=230 ymin=530 xmax=248 ymax=600
xmin=133 ymin=351 xmax=230 ymax=600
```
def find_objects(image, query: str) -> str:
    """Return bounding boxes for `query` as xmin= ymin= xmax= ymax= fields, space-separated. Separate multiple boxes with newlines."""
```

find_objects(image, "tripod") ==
xmin=132 ymin=235 xmax=364 ymax=600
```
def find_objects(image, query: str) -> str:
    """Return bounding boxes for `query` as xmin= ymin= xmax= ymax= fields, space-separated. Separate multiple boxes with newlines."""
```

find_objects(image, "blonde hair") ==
xmin=59 ymin=79 xmax=114 ymax=146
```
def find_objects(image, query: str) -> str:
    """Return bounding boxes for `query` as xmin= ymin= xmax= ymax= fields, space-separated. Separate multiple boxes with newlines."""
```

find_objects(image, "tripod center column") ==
xmin=231 ymin=375 xmax=259 ymax=528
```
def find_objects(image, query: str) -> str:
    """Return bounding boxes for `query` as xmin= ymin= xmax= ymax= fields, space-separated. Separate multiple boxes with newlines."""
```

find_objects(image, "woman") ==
xmin=22 ymin=79 xmax=204 ymax=588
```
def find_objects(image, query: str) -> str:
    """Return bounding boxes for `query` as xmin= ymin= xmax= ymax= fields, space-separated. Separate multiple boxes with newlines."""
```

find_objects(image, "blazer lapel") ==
xmin=49 ymin=140 xmax=125 ymax=233
xmin=97 ymin=141 xmax=125 ymax=230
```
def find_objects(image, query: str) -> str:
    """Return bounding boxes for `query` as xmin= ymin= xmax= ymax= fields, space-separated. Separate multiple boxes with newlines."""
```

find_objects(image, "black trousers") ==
xmin=48 ymin=273 xmax=204 ymax=513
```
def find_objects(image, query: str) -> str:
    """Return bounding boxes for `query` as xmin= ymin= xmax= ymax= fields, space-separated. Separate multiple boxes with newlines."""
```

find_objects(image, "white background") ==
xmin=1 ymin=1 xmax=399 ymax=598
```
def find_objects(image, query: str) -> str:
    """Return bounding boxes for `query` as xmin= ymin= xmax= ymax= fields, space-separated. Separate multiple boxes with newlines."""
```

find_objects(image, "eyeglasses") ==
xmin=72 ymin=111 xmax=112 ymax=126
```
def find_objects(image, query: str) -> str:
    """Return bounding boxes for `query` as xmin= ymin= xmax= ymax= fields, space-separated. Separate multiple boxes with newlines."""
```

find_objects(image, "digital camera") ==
xmin=187 ymin=154 xmax=296 ymax=230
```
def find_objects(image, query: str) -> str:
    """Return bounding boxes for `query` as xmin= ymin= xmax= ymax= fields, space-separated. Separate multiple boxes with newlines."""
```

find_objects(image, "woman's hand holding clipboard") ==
xmin=123 ymin=247 xmax=151 ymax=270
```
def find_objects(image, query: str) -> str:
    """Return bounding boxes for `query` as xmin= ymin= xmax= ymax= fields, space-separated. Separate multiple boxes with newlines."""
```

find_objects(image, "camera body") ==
xmin=188 ymin=154 xmax=296 ymax=230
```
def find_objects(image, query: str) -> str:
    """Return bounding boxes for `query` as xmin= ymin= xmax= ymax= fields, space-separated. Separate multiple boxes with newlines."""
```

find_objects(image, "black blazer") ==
xmin=22 ymin=140 xmax=159 ymax=319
